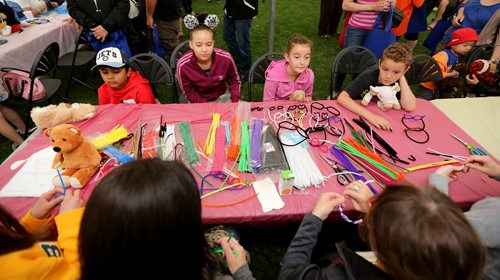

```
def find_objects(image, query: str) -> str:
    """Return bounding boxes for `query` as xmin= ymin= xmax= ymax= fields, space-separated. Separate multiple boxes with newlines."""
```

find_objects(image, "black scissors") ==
xmin=159 ymin=115 xmax=167 ymax=138
xmin=320 ymin=155 xmax=354 ymax=186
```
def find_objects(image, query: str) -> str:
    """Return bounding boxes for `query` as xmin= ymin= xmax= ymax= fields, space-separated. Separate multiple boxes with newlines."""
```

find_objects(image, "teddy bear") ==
xmin=289 ymin=90 xmax=307 ymax=102
xmin=31 ymin=103 xmax=96 ymax=129
xmin=45 ymin=124 xmax=101 ymax=189
xmin=454 ymin=59 xmax=500 ymax=88
xmin=361 ymin=83 xmax=401 ymax=111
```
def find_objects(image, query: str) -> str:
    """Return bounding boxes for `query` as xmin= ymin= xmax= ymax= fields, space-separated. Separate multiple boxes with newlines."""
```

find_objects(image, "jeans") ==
xmin=334 ymin=25 xmax=371 ymax=93
xmin=223 ymin=14 xmax=252 ymax=77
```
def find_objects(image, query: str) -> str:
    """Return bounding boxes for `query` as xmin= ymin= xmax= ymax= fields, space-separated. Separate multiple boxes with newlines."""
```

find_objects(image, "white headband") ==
xmin=184 ymin=14 xmax=219 ymax=30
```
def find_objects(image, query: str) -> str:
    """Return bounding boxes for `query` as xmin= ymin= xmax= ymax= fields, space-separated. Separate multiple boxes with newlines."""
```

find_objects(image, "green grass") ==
xmin=0 ymin=1 xmax=436 ymax=278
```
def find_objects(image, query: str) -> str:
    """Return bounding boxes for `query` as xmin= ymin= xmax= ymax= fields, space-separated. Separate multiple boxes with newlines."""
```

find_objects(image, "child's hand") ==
xmin=312 ymin=192 xmax=345 ymax=220
xmin=31 ymin=188 xmax=65 ymax=219
xmin=464 ymin=155 xmax=500 ymax=177
xmin=434 ymin=165 xmax=466 ymax=182
xmin=447 ymin=70 xmax=460 ymax=79
xmin=366 ymin=113 xmax=391 ymax=130
xmin=59 ymin=189 xmax=84 ymax=214
xmin=465 ymin=74 xmax=479 ymax=85
xmin=343 ymin=181 xmax=374 ymax=213
xmin=217 ymin=238 xmax=248 ymax=275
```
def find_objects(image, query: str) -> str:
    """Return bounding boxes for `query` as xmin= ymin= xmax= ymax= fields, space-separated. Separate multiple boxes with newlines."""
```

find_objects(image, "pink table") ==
xmin=1 ymin=99 xmax=499 ymax=226
xmin=0 ymin=14 xmax=78 ymax=70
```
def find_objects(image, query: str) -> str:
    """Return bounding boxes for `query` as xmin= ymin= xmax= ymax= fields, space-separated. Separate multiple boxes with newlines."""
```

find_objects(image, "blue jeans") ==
xmin=344 ymin=25 xmax=370 ymax=47
xmin=334 ymin=25 xmax=371 ymax=93
xmin=223 ymin=15 xmax=253 ymax=77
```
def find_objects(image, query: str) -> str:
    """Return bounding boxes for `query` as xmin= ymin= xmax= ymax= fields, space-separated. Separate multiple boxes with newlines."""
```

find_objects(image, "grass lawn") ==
xmin=0 ymin=1 xmax=436 ymax=278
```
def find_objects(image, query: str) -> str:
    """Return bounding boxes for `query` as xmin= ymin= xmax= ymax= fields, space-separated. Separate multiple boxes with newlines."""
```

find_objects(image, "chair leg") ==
xmin=172 ymin=81 xmax=179 ymax=103
xmin=23 ymin=111 xmax=31 ymax=140
xmin=248 ymin=84 xmax=252 ymax=102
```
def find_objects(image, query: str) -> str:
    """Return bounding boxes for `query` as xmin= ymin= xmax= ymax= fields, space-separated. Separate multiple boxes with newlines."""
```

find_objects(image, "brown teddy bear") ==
xmin=45 ymin=124 xmax=101 ymax=188
xmin=31 ymin=103 xmax=96 ymax=129
xmin=289 ymin=90 xmax=307 ymax=102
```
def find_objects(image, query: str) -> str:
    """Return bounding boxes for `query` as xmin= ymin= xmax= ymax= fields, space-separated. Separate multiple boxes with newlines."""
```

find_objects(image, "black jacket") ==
xmin=224 ymin=0 xmax=258 ymax=20
xmin=278 ymin=214 xmax=391 ymax=280
xmin=67 ymin=0 xmax=129 ymax=31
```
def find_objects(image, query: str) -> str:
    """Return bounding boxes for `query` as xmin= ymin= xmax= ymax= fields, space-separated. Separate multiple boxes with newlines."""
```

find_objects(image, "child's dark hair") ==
xmin=285 ymin=34 xmax=313 ymax=54
xmin=79 ymin=159 xmax=213 ymax=279
xmin=0 ymin=205 xmax=51 ymax=255
xmin=381 ymin=42 xmax=412 ymax=68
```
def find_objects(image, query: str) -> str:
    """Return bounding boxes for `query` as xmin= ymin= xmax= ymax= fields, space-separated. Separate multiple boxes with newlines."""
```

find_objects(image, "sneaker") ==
xmin=17 ymin=127 xmax=37 ymax=136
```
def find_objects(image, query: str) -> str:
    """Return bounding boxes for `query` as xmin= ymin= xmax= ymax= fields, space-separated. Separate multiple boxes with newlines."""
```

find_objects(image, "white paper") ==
xmin=252 ymin=177 xmax=285 ymax=212
xmin=0 ymin=146 xmax=56 ymax=197
xmin=23 ymin=11 xmax=35 ymax=20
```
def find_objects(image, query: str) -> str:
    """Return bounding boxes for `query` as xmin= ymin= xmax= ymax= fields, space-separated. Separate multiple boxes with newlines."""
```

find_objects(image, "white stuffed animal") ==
xmin=31 ymin=103 xmax=96 ymax=128
xmin=361 ymin=82 xmax=401 ymax=111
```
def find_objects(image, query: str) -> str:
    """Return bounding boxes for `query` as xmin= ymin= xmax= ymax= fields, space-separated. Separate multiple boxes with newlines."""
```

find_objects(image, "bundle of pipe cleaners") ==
xmin=335 ymin=138 xmax=404 ymax=187
xmin=281 ymin=132 xmax=324 ymax=189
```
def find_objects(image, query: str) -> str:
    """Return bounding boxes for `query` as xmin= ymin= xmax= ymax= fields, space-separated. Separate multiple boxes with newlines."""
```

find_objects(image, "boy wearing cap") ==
xmin=420 ymin=28 xmax=479 ymax=100
xmin=93 ymin=47 xmax=157 ymax=105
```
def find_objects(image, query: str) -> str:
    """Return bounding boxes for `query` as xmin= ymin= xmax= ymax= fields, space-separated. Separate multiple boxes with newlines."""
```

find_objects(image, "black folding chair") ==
xmin=405 ymin=54 xmax=442 ymax=85
xmin=466 ymin=44 xmax=494 ymax=66
xmin=247 ymin=52 xmax=283 ymax=101
xmin=169 ymin=41 xmax=191 ymax=103
xmin=129 ymin=53 xmax=175 ymax=103
xmin=1 ymin=42 xmax=61 ymax=139
xmin=57 ymin=29 xmax=97 ymax=98
xmin=329 ymin=46 xmax=378 ymax=99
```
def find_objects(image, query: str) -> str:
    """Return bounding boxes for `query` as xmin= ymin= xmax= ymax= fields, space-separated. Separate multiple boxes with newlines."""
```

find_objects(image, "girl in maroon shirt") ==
xmin=176 ymin=14 xmax=241 ymax=103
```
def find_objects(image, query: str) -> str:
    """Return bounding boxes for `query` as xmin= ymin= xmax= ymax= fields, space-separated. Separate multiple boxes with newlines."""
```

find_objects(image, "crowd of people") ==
xmin=0 ymin=0 xmax=499 ymax=278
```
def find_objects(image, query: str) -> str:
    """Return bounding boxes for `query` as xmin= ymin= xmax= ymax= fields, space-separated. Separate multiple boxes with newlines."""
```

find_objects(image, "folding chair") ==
xmin=247 ymin=52 xmax=283 ymax=101
xmin=405 ymin=54 xmax=442 ymax=85
xmin=329 ymin=46 xmax=378 ymax=99
xmin=1 ymin=42 xmax=61 ymax=139
xmin=129 ymin=53 xmax=175 ymax=103
xmin=466 ymin=44 xmax=494 ymax=65
xmin=169 ymin=41 xmax=191 ymax=103
xmin=57 ymin=29 xmax=97 ymax=98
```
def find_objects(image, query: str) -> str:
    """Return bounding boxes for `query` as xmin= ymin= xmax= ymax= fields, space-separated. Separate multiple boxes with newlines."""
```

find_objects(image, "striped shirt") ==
xmin=348 ymin=0 xmax=380 ymax=30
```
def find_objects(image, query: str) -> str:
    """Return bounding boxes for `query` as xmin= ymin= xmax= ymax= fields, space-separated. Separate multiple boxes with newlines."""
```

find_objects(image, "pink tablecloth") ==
xmin=0 ymin=14 xmax=78 ymax=70
xmin=1 ymin=99 xmax=499 ymax=226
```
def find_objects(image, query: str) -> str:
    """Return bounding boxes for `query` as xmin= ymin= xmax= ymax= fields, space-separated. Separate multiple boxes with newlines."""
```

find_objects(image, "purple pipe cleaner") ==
xmin=329 ymin=145 xmax=378 ymax=194
xmin=251 ymin=120 xmax=264 ymax=169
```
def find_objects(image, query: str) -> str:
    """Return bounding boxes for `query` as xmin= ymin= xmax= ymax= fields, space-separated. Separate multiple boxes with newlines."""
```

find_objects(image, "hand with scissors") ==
xmin=450 ymin=133 xmax=487 ymax=156
xmin=343 ymin=181 xmax=374 ymax=213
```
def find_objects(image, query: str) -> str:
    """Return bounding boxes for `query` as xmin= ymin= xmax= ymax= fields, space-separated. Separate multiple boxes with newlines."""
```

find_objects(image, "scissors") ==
xmin=320 ymin=155 xmax=354 ymax=186
xmin=450 ymin=133 xmax=487 ymax=156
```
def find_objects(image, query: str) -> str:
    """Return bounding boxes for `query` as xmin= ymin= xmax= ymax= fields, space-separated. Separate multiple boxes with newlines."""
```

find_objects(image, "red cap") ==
xmin=446 ymin=28 xmax=478 ymax=48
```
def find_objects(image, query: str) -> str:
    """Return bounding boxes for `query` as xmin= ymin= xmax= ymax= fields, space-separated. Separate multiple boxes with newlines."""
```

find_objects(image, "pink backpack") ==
xmin=1 ymin=70 xmax=46 ymax=101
